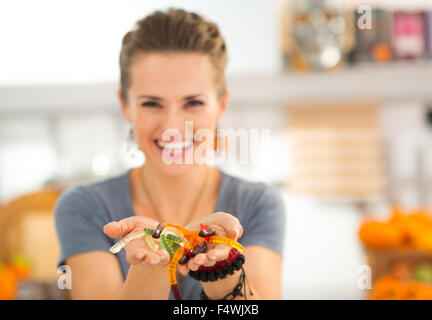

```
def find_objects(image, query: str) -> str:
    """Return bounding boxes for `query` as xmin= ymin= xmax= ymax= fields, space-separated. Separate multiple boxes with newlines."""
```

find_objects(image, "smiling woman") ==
xmin=54 ymin=8 xmax=286 ymax=300
xmin=123 ymin=52 xmax=223 ymax=172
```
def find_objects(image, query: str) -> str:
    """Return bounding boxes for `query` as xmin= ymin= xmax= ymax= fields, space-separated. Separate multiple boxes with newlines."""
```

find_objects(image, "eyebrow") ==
xmin=136 ymin=94 xmax=208 ymax=100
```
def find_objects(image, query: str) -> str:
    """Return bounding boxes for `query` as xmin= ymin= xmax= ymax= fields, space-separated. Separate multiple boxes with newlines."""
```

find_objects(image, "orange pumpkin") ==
xmin=0 ymin=264 xmax=18 ymax=300
xmin=411 ymin=213 xmax=432 ymax=226
xmin=411 ymin=232 xmax=432 ymax=251
xmin=359 ymin=220 xmax=404 ymax=249
xmin=404 ymin=281 xmax=432 ymax=300
xmin=390 ymin=206 xmax=408 ymax=227
xmin=401 ymin=210 xmax=432 ymax=250
xmin=361 ymin=206 xmax=432 ymax=250
xmin=370 ymin=275 xmax=408 ymax=300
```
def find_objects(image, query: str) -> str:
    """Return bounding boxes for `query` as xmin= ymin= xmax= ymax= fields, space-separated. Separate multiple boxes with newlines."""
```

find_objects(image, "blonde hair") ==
xmin=119 ymin=8 xmax=228 ymax=102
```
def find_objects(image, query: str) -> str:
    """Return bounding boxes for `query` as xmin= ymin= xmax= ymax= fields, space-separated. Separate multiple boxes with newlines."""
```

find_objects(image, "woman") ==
xmin=55 ymin=8 xmax=285 ymax=300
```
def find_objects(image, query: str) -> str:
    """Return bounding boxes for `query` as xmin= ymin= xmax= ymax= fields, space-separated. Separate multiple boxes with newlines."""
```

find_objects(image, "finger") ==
xmin=124 ymin=237 xmax=149 ymax=264
xmin=184 ymin=221 xmax=200 ymax=231
xmin=206 ymin=246 xmax=230 ymax=261
xmin=156 ymin=249 xmax=170 ymax=266
xmin=191 ymin=253 xmax=207 ymax=265
xmin=202 ymin=259 xmax=217 ymax=267
xmin=143 ymin=252 xmax=161 ymax=266
xmin=199 ymin=253 xmax=217 ymax=267
xmin=187 ymin=256 xmax=202 ymax=271
xmin=103 ymin=221 xmax=122 ymax=238
xmin=211 ymin=212 xmax=243 ymax=239
xmin=104 ymin=217 xmax=142 ymax=238
xmin=128 ymin=248 xmax=148 ymax=265
xmin=178 ymin=264 xmax=189 ymax=276
xmin=103 ymin=216 xmax=158 ymax=238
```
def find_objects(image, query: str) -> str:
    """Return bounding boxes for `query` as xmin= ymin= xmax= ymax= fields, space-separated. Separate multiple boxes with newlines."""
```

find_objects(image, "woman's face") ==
xmin=119 ymin=52 xmax=228 ymax=176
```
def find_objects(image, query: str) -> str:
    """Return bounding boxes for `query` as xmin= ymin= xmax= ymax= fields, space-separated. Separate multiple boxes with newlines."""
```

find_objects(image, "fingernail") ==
xmin=136 ymin=251 xmax=144 ymax=259
xmin=150 ymin=258 xmax=159 ymax=264
xmin=210 ymin=255 xmax=217 ymax=260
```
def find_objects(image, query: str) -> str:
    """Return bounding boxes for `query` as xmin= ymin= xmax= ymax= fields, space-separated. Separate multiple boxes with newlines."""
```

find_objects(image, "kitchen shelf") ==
xmin=1 ymin=61 xmax=431 ymax=115
xmin=228 ymin=61 xmax=432 ymax=106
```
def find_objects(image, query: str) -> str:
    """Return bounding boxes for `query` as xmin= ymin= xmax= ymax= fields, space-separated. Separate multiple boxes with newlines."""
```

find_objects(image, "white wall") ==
xmin=0 ymin=0 xmax=281 ymax=86
xmin=0 ymin=118 xmax=57 ymax=200
xmin=281 ymin=192 xmax=366 ymax=299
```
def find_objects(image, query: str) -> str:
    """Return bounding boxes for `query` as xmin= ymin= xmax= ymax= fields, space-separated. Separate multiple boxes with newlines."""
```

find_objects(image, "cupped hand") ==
xmin=177 ymin=212 xmax=244 ymax=277
xmin=103 ymin=216 xmax=171 ymax=267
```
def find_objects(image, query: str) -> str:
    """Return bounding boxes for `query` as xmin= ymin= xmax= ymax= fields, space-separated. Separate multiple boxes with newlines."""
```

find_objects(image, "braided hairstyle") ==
xmin=119 ymin=8 xmax=228 ymax=103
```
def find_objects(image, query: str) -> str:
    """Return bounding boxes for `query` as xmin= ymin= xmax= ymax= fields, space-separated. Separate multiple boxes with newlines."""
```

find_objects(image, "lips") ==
xmin=154 ymin=139 xmax=193 ymax=154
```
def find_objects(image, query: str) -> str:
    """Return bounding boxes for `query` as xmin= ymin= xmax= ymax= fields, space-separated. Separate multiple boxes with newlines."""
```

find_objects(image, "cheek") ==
xmin=193 ymin=118 xmax=216 ymax=132
xmin=192 ymin=107 xmax=219 ymax=130
xmin=133 ymin=117 xmax=155 ymax=146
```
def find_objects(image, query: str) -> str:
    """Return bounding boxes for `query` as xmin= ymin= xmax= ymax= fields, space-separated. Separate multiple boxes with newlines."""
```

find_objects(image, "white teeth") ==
xmin=156 ymin=140 xmax=192 ymax=151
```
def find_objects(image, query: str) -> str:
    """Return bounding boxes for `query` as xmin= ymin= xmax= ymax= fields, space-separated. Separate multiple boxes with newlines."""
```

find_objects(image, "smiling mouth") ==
xmin=154 ymin=139 xmax=194 ymax=154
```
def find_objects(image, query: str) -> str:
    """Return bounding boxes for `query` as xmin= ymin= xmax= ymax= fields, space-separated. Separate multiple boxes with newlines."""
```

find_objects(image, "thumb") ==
xmin=103 ymin=216 xmax=158 ymax=238
xmin=212 ymin=212 xmax=243 ymax=240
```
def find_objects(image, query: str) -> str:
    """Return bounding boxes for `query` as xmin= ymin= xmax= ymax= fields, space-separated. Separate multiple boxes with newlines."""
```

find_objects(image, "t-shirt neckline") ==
xmin=123 ymin=167 xmax=226 ymax=220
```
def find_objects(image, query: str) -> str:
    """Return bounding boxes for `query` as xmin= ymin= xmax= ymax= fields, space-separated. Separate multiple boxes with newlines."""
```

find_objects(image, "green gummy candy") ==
xmin=160 ymin=235 xmax=173 ymax=258
xmin=166 ymin=233 xmax=182 ymax=243
xmin=143 ymin=228 xmax=154 ymax=235
xmin=142 ymin=228 xmax=182 ymax=260
xmin=160 ymin=236 xmax=181 ymax=259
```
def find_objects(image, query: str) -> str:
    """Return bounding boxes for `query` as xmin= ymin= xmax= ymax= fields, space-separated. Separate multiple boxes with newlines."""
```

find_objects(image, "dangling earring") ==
xmin=214 ymin=126 xmax=225 ymax=155
xmin=213 ymin=126 xmax=219 ymax=151
xmin=126 ymin=127 xmax=138 ymax=158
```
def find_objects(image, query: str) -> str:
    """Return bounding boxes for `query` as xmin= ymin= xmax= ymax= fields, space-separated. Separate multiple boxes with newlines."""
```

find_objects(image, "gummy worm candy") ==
xmin=109 ymin=222 xmax=245 ymax=300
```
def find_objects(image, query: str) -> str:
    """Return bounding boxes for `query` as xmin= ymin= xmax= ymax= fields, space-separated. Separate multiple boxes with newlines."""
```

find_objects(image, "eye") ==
xmin=141 ymin=101 xmax=160 ymax=108
xmin=186 ymin=100 xmax=204 ymax=108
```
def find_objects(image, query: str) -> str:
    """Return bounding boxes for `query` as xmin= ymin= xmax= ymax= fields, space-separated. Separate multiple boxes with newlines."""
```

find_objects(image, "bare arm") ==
xmin=66 ymin=251 xmax=123 ymax=300
xmin=66 ymin=250 xmax=172 ymax=300
xmin=67 ymin=215 xmax=173 ymax=300
xmin=243 ymin=246 xmax=282 ymax=299
xmin=119 ymin=264 xmax=170 ymax=299
xmin=199 ymin=246 xmax=282 ymax=300
xmin=179 ymin=213 xmax=283 ymax=300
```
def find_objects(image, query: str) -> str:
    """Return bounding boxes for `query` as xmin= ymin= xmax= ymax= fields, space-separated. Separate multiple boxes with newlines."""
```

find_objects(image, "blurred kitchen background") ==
xmin=1 ymin=0 xmax=432 ymax=299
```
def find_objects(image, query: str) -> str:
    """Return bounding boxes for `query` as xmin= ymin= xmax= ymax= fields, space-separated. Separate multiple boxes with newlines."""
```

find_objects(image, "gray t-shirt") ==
xmin=54 ymin=168 xmax=286 ymax=300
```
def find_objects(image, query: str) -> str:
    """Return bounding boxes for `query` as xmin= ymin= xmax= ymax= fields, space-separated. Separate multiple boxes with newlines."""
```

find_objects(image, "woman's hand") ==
xmin=103 ymin=216 xmax=171 ymax=267
xmin=103 ymin=212 xmax=243 ymax=274
xmin=178 ymin=212 xmax=243 ymax=276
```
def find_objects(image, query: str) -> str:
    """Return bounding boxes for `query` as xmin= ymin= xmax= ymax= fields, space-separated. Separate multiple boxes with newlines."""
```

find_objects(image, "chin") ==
xmin=158 ymin=162 xmax=196 ymax=177
xmin=142 ymin=150 xmax=195 ymax=178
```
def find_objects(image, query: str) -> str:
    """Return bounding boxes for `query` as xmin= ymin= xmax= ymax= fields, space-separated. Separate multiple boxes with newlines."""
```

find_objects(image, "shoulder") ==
xmin=79 ymin=170 xmax=131 ymax=202
xmin=54 ymin=170 xmax=130 ymax=223
xmin=54 ymin=172 xmax=131 ymax=267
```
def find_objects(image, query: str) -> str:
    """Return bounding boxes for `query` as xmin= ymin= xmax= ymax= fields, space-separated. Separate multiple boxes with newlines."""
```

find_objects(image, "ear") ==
xmin=117 ymin=89 xmax=132 ymax=124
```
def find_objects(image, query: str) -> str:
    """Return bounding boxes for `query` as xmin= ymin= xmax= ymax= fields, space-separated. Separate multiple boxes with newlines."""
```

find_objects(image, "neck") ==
xmin=137 ymin=163 xmax=213 ymax=223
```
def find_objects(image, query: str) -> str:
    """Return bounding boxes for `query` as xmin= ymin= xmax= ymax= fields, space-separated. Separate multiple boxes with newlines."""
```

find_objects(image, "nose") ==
xmin=159 ymin=106 xmax=189 ymax=138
